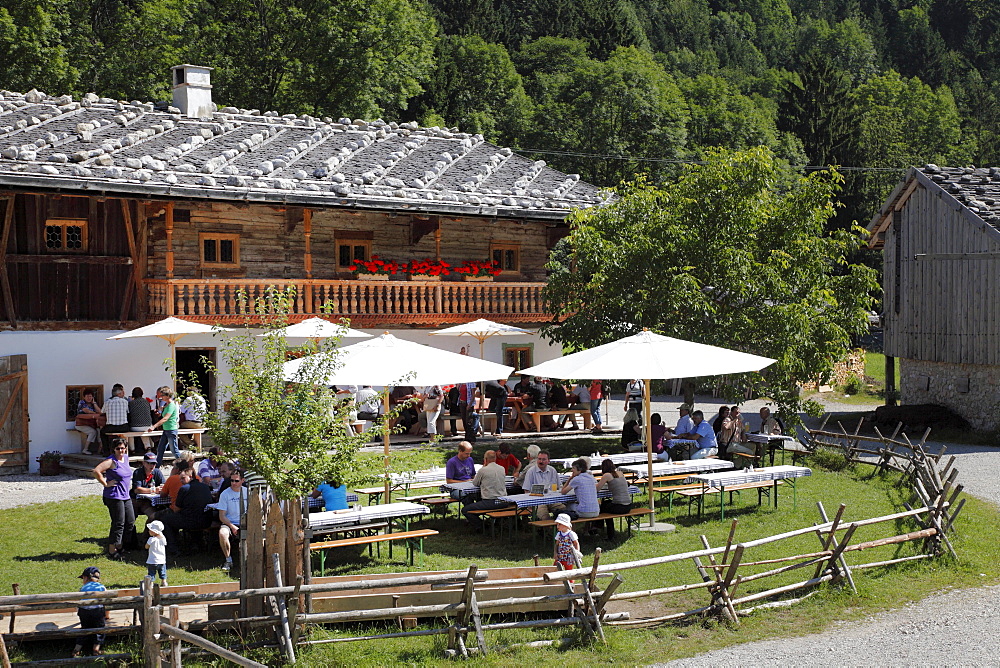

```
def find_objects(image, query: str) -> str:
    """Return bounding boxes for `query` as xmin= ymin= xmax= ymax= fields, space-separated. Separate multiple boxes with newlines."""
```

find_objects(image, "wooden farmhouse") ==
xmin=867 ymin=164 xmax=1000 ymax=430
xmin=0 ymin=65 xmax=606 ymax=472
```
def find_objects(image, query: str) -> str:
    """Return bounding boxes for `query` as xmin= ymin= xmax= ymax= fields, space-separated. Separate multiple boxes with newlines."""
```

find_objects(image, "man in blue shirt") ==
xmin=674 ymin=410 xmax=719 ymax=460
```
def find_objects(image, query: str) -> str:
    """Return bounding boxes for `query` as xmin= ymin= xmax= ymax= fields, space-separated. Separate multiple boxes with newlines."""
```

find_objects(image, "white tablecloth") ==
xmin=746 ymin=433 xmax=797 ymax=445
xmin=309 ymin=501 xmax=429 ymax=530
xmin=686 ymin=465 xmax=812 ymax=489
xmin=619 ymin=459 xmax=735 ymax=477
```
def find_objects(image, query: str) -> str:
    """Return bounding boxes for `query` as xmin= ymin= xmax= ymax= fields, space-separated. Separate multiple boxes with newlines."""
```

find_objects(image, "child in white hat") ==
xmin=552 ymin=513 xmax=581 ymax=572
xmin=145 ymin=520 xmax=168 ymax=587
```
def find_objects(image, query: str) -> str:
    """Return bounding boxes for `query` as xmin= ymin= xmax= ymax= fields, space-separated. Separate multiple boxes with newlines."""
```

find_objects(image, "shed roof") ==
xmin=0 ymin=89 xmax=607 ymax=220
xmin=868 ymin=164 xmax=1000 ymax=248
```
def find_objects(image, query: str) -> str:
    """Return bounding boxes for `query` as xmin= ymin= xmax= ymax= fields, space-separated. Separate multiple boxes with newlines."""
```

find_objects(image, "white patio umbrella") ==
xmin=520 ymin=329 xmax=776 ymax=526
xmin=283 ymin=333 xmax=514 ymax=501
xmin=258 ymin=317 xmax=371 ymax=342
xmin=107 ymin=316 xmax=231 ymax=372
xmin=429 ymin=318 xmax=534 ymax=360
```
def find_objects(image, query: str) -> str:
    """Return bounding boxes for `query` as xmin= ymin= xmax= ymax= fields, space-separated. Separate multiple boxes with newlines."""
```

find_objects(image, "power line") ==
xmin=510 ymin=146 xmax=910 ymax=173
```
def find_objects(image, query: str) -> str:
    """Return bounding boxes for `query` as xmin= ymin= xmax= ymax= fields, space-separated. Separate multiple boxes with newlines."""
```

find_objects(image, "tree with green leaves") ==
xmin=411 ymin=34 xmax=531 ymax=142
xmin=201 ymin=290 xmax=387 ymax=500
xmin=542 ymin=147 xmax=878 ymax=419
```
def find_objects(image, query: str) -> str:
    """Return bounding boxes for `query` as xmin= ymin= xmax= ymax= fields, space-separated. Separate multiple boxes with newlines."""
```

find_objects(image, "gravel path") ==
xmin=0 ymin=472 xmax=101 ymax=510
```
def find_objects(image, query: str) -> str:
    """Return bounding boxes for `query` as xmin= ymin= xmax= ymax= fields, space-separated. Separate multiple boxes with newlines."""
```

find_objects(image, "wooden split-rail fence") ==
xmin=0 ymin=427 xmax=966 ymax=663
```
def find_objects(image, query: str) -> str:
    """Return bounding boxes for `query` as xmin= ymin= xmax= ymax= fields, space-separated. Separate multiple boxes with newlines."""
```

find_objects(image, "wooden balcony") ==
xmin=145 ymin=279 xmax=549 ymax=327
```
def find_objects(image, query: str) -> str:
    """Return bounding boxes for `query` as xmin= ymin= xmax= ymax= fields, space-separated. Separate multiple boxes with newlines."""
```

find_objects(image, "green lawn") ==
xmin=6 ymin=442 xmax=1000 ymax=665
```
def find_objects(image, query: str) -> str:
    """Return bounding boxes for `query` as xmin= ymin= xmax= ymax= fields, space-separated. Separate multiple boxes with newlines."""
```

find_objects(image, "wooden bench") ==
xmin=529 ymin=507 xmax=654 ymax=539
xmin=522 ymin=409 xmax=592 ymax=432
xmin=676 ymin=480 xmax=784 ymax=518
xmin=108 ymin=428 xmax=207 ymax=453
xmin=310 ymin=528 xmax=439 ymax=572
xmin=650 ymin=482 xmax=707 ymax=513
xmin=464 ymin=505 xmax=526 ymax=538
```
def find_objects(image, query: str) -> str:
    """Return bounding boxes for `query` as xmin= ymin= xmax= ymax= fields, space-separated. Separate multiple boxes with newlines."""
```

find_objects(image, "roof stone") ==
xmin=918 ymin=164 xmax=1000 ymax=227
xmin=0 ymin=90 xmax=607 ymax=218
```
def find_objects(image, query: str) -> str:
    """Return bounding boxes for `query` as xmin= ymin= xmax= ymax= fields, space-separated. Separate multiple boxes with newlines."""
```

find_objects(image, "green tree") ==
xmin=201 ymin=290 xmax=377 ymax=500
xmin=542 ymin=147 xmax=877 ymax=418
xmin=0 ymin=0 xmax=90 ymax=94
xmin=524 ymin=46 xmax=689 ymax=186
xmin=411 ymin=34 xmax=531 ymax=141
xmin=192 ymin=0 xmax=438 ymax=118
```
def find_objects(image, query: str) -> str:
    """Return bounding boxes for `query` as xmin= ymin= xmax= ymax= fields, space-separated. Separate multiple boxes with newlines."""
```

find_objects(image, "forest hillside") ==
xmin=2 ymin=0 xmax=997 ymax=228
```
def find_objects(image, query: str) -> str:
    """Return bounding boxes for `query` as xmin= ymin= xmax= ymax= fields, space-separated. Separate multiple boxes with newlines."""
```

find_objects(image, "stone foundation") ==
xmin=899 ymin=358 xmax=1000 ymax=431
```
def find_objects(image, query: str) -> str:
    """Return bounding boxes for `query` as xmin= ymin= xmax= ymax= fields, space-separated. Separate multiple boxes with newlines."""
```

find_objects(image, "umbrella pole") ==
xmin=644 ymin=378 xmax=655 ymax=527
xmin=383 ymin=393 xmax=391 ymax=504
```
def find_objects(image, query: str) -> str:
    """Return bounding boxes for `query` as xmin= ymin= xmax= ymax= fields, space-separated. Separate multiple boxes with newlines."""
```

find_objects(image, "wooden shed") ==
xmin=867 ymin=164 xmax=1000 ymax=430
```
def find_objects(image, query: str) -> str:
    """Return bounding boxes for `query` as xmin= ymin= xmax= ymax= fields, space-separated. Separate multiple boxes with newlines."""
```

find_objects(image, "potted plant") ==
xmin=454 ymin=260 xmax=501 ymax=282
xmin=349 ymin=255 xmax=399 ymax=281
xmin=403 ymin=259 xmax=451 ymax=281
xmin=37 ymin=450 xmax=63 ymax=476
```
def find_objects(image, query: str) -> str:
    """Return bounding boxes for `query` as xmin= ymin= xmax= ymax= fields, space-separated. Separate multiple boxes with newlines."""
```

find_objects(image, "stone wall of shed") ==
xmin=900 ymin=358 xmax=1000 ymax=430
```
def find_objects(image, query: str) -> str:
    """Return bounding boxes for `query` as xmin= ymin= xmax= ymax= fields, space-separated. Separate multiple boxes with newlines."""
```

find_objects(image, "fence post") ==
xmin=270 ymin=553 xmax=296 ymax=664
xmin=168 ymin=605 xmax=181 ymax=668
xmin=141 ymin=576 xmax=161 ymax=668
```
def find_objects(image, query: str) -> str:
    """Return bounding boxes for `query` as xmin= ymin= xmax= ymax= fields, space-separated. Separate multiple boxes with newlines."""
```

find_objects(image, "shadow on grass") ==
xmin=14 ymin=551 xmax=98 ymax=562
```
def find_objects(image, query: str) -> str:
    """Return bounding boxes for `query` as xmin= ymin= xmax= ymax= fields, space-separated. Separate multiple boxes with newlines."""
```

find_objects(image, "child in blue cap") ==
xmin=73 ymin=566 xmax=108 ymax=657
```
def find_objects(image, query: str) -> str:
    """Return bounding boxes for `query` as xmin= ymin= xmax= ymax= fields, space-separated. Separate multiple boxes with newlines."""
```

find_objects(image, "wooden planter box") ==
xmin=37 ymin=459 xmax=62 ymax=476
xmin=407 ymin=275 xmax=442 ymax=281
xmin=355 ymin=274 xmax=390 ymax=281
xmin=461 ymin=275 xmax=495 ymax=282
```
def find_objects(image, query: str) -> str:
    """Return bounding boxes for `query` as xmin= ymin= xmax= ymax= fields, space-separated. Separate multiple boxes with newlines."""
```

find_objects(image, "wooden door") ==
xmin=0 ymin=354 xmax=29 ymax=471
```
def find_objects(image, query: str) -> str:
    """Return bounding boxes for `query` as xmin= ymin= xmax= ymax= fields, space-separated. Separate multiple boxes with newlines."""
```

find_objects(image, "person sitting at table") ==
xmin=621 ymin=408 xmax=642 ymax=452
xmin=674 ymin=410 xmax=719 ymax=460
xmin=596 ymin=459 xmax=632 ymax=538
xmin=561 ymin=458 xmax=600 ymax=521
xmin=718 ymin=405 xmax=746 ymax=460
xmin=671 ymin=403 xmax=694 ymax=438
xmin=218 ymin=469 xmax=248 ymax=572
xmin=131 ymin=451 xmax=165 ymax=519
xmin=160 ymin=468 xmax=213 ymax=555
xmin=462 ymin=450 xmax=509 ymax=531
xmin=158 ymin=459 xmax=191 ymax=509
xmin=560 ymin=382 xmax=588 ymax=429
xmin=647 ymin=413 xmax=668 ymax=461
xmin=75 ymin=390 xmax=103 ymax=455
xmin=757 ymin=406 xmax=783 ymax=435
xmin=511 ymin=375 xmax=532 ymax=397
xmin=102 ymin=384 xmax=130 ymax=454
xmin=178 ymin=386 xmax=206 ymax=449
xmin=197 ymin=446 xmax=225 ymax=492
xmin=312 ymin=480 xmax=348 ymax=511
xmin=523 ymin=450 xmax=564 ymax=520
xmin=445 ymin=441 xmax=476 ymax=483
xmin=515 ymin=444 xmax=540 ymax=489
xmin=495 ymin=442 xmax=521 ymax=478
xmin=127 ymin=387 xmax=155 ymax=452
xmin=213 ymin=461 xmax=235 ymax=501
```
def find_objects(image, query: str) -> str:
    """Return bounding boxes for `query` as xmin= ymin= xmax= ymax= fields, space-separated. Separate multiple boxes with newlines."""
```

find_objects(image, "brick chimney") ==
xmin=171 ymin=64 xmax=214 ymax=119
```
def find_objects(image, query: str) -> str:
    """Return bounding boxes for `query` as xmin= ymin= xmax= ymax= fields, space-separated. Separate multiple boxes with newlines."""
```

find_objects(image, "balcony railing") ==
xmin=145 ymin=279 xmax=549 ymax=326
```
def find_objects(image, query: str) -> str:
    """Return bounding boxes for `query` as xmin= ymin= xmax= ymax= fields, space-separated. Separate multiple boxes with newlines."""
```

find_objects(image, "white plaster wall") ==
xmin=0 ymin=327 xmax=559 ymax=471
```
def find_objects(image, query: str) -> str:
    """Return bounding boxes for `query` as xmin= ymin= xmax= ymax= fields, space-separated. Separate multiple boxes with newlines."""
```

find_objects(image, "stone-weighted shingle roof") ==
xmin=0 ymin=89 xmax=608 ymax=220
xmin=868 ymin=164 xmax=1000 ymax=248
xmin=919 ymin=164 xmax=1000 ymax=228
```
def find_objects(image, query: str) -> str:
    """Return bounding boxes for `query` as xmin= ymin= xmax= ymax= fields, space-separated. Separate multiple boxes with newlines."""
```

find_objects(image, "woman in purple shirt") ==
xmin=93 ymin=438 xmax=135 ymax=560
